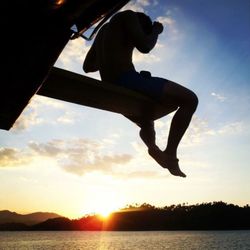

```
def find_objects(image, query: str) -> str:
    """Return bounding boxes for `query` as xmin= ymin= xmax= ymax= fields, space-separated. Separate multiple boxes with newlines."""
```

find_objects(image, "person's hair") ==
xmin=136 ymin=12 xmax=153 ymax=34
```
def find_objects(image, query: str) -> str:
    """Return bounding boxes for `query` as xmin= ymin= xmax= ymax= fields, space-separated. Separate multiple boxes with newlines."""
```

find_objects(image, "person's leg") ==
xmin=125 ymin=115 xmax=158 ymax=150
xmin=153 ymin=81 xmax=198 ymax=177
xmin=161 ymin=81 xmax=198 ymax=158
xmin=139 ymin=121 xmax=157 ymax=149
xmin=126 ymin=110 xmax=188 ymax=178
xmin=128 ymin=118 xmax=166 ymax=169
xmin=119 ymin=72 xmax=198 ymax=177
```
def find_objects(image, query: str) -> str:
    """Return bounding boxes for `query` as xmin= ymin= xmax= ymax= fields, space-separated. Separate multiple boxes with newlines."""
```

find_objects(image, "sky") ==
xmin=1 ymin=0 xmax=250 ymax=219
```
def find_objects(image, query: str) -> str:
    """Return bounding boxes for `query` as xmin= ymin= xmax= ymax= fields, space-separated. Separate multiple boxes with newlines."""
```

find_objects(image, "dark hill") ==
xmin=31 ymin=217 xmax=72 ymax=231
xmin=0 ymin=210 xmax=62 ymax=225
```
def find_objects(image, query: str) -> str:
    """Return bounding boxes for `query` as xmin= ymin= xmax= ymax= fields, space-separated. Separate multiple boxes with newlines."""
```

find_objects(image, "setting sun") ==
xmin=82 ymin=186 xmax=125 ymax=219
xmin=92 ymin=197 xmax=121 ymax=218
xmin=96 ymin=207 xmax=115 ymax=218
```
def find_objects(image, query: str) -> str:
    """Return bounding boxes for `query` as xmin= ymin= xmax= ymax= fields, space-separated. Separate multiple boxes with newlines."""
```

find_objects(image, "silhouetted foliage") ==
xmin=1 ymin=202 xmax=250 ymax=231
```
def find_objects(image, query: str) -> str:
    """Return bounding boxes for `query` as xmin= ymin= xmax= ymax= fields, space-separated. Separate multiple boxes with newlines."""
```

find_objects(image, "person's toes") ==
xmin=148 ymin=148 xmax=186 ymax=178
xmin=163 ymin=156 xmax=186 ymax=178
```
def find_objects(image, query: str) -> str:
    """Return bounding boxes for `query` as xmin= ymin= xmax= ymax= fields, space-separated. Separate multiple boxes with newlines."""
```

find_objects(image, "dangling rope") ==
xmin=70 ymin=0 xmax=128 ymax=41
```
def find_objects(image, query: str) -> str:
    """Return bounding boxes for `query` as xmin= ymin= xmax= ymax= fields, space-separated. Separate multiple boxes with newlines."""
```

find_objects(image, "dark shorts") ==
xmin=116 ymin=70 xmax=166 ymax=100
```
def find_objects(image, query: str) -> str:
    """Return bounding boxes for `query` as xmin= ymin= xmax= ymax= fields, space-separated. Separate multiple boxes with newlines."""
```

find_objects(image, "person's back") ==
xmin=94 ymin=11 xmax=135 ymax=82
xmin=83 ymin=10 xmax=162 ymax=83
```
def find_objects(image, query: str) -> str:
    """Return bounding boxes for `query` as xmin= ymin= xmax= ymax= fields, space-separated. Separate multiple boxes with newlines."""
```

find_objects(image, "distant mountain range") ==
xmin=1 ymin=202 xmax=250 ymax=231
xmin=0 ymin=210 xmax=62 ymax=226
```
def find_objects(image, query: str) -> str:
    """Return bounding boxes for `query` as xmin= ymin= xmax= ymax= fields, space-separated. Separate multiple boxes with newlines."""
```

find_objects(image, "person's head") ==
xmin=136 ymin=12 xmax=153 ymax=34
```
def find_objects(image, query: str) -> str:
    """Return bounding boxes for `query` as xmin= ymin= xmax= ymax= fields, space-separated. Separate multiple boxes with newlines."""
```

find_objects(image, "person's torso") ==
xmin=95 ymin=13 xmax=136 ymax=83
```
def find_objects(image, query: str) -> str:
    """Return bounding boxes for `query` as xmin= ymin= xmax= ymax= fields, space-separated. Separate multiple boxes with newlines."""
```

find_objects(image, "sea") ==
xmin=0 ymin=231 xmax=250 ymax=250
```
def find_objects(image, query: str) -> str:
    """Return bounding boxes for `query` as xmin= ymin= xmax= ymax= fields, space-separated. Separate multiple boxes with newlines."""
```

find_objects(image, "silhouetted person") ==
xmin=83 ymin=10 xmax=198 ymax=177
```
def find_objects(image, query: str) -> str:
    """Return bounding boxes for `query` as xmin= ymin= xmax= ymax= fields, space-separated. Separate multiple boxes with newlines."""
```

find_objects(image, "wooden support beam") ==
xmin=38 ymin=67 xmax=177 ymax=121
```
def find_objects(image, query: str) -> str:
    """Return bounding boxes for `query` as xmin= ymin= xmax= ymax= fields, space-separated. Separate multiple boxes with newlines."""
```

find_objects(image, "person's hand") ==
xmin=153 ymin=21 xmax=164 ymax=34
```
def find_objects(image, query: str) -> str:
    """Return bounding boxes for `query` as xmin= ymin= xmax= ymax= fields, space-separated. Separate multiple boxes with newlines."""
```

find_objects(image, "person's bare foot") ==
xmin=148 ymin=148 xmax=186 ymax=177
xmin=163 ymin=155 xmax=186 ymax=177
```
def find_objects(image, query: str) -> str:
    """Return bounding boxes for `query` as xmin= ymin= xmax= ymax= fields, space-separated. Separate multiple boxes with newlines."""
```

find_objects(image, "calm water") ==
xmin=0 ymin=231 xmax=250 ymax=250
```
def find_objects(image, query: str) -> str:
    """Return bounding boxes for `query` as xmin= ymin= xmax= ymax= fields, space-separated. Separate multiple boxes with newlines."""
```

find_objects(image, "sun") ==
xmin=85 ymin=187 xmax=123 ymax=219
xmin=97 ymin=207 xmax=115 ymax=218
xmin=93 ymin=201 xmax=120 ymax=219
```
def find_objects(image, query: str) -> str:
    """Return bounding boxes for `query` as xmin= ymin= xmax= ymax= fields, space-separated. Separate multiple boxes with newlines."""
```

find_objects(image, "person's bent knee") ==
xmin=189 ymin=92 xmax=199 ymax=112
xmin=190 ymin=91 xmax=199 ymax=105
xmin=161 ymin=86 xmax=198 ymax=112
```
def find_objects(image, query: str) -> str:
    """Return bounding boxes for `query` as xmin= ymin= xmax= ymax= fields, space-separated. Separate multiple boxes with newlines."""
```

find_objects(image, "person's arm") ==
xmin=83 ymin=40 xmax=98 ymax=73
xmin=83 ymin=24 xmax=108 ymax=73
xmin=121 ymin=10 xmax=163 ymax=53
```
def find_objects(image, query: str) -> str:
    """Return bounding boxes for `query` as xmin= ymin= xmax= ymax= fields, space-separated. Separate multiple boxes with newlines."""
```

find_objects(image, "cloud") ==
xmin=31 ymin=95 xmax=65 ymax=109
xmin=0 ymin=148 xmax=30 ymax=167
xmin=157 ymin=12 xmax=180 ymax=41
xmin=0 ymin=135 xmax=165 ymax=179
xmin=133 ymin=49 xmax=161 ymax=64
xmin=0 ymin=136 xmax=133 ymax=173
xmin=63 ymin=153 xmax=132 ymax=176
xmin=211 ymin=92 xmax=227 ymax=102
xmin=184 ymin=119 xmax=249 ymax=143
xmin=12 ymin=95 xmax=54 ymax=132
xmin=157 ymin=16 xmax=175 ymax=26
xmin=56 ymin=111 xmax=76 ymax=124
xmin=13 ymin=108 xmax=43 ymax=132
xmin=153 ymin=114 xmax=248 ymax=149
xmin=217 ymin=122 xmax=244 ymax=135
xmin=183 ymin=116 xmax=213 ymax=146
xmin=28 ymin=140 xmax=64 ymax=157
xmin=137 ymin=0 xmax=150 ymax=6
xmin=27 ymin=138 xmax=134 ymax=176
xmin=122 ymin=0 xmax=150 ymax=12
xmin=56 ymin=38 xmax=89 ymax=71
xmin=12 ymin=95 xmax=77 ymax=132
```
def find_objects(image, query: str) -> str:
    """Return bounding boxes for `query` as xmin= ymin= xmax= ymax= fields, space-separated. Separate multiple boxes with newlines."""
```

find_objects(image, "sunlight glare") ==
xmin=97 ymin=207 xmax=114 ymax=218
xmin=84 ymin=186 xmax=124 ymax=219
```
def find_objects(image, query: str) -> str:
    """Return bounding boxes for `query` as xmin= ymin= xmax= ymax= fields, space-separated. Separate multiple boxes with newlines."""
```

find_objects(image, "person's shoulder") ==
xmin=119 ymin=10 xmax=136 ymax=15
xmin=111 ymin=10 xmax=137 ymax=21
xmin=98 ymin=23 xmax=109 ymax=34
